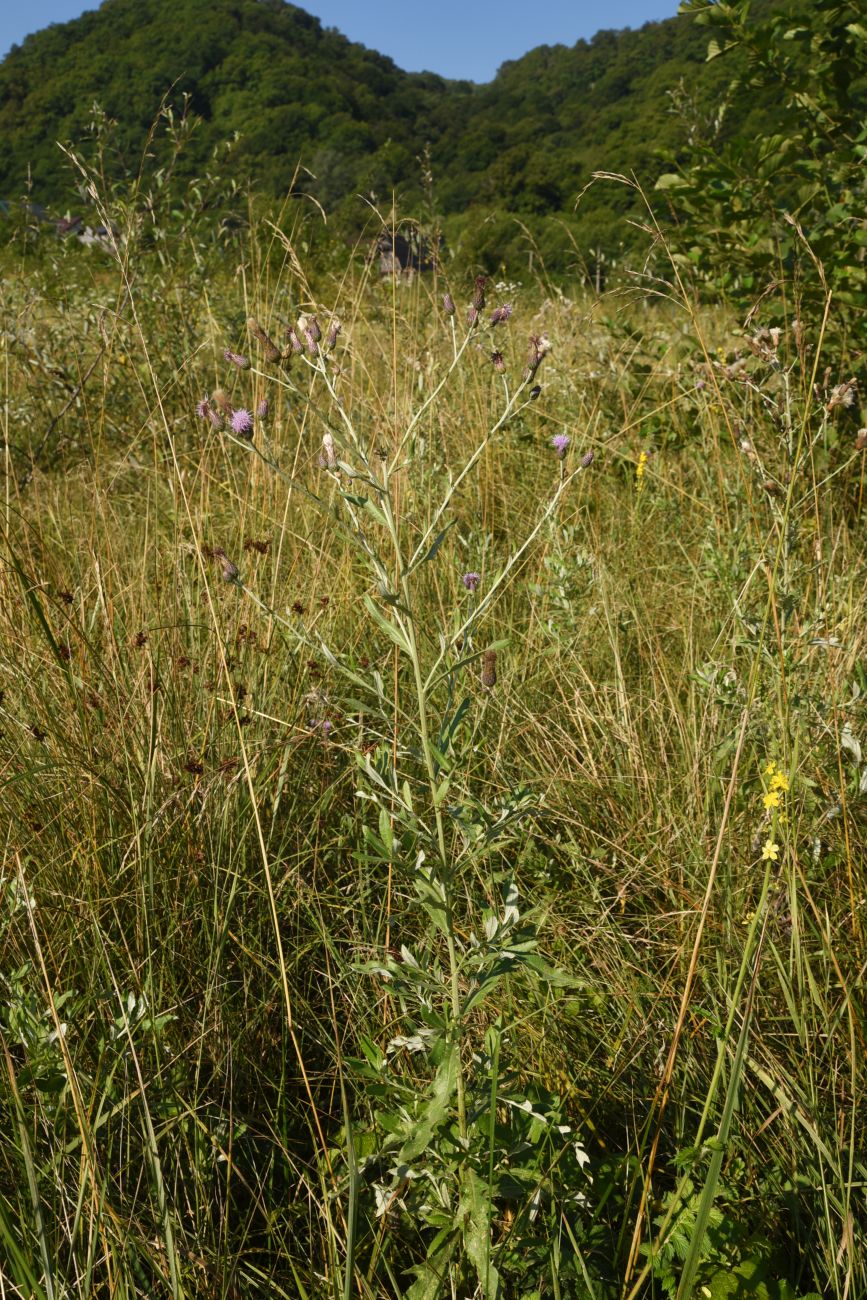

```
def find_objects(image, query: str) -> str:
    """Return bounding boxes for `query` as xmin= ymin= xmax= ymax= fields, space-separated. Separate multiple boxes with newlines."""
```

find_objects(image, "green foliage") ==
xmin=0 ymin=146 xmax=865 ymax=1296
xmin=659 ymin=0 xmax=867 ymax=330
xmin=0 ymin=0 xmax=787 ymax=273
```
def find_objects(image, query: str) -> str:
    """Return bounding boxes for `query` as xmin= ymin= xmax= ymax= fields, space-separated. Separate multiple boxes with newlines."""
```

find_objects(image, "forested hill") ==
xmin=0 ymin=0 xmax=779 ymax=263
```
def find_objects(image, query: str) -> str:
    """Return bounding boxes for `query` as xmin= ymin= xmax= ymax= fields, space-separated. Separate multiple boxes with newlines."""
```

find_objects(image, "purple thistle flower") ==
xmin=230 ymin=409 xmax=254 ymax=438
xmin=224 ymin=348 xmax=250 ymax=370
xmin=551 ymin=433 xmax=570 ymax=460
xmin=490 ymin=304 xmax=513 ymax=326
xmin=256 ymin=398 xmax=269 ymax=419
xmin=462 ymin=572 xmax=481 ymax=593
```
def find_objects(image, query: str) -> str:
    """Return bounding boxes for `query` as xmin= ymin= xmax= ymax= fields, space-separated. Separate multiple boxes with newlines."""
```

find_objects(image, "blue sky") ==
xmin=1 ymin=1 xmax=681 ymax=80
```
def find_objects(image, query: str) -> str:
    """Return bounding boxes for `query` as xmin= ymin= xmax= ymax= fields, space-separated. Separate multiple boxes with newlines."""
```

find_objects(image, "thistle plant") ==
xmin=209 ymin=284 xmax=595 ymax=1294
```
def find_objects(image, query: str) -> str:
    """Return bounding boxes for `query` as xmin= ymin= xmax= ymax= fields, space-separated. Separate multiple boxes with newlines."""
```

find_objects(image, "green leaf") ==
xmin=407 ymin=521 xmax=455 ymax=575
xmin=406 ymin=1238 xmax=456 ymax=1300
xmin=398 ymin=1039 xmax=457 ymax=1163
xmin=363 ymin=594 xmax=412 ymax=655
xmin=459 ymin=1166 xmax=502 ymax=1299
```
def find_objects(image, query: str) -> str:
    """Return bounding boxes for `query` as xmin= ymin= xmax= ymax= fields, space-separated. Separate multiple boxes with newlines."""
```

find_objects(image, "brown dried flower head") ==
xmin=247 ymin=316 xmax=282 ymax=364
xmin=481 ymin=649 xmax=498 ymax=690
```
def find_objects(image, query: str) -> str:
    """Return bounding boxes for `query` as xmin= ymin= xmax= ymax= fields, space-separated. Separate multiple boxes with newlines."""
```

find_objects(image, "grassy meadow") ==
xmin=0 ymin=206 xmax=865 ymax=1298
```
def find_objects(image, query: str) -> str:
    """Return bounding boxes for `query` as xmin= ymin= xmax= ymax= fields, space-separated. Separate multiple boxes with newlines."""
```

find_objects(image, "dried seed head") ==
xmin=212 ymin=388 xmax=233 ymax=415
xmin=321 ymin=432 xmax=337 ymax=469
xmin=481 ymin=649 xmax=497 ymax=690
xmin=524 ymin=333 xmax=551 ymax=382
xmin=491 ymin=350 xmax=506 ymax=373
xmin=827 ymin=379 xmax=857 ymax=412
xmin=855 ymin=428 xmax=867 ymax=451
xmin=247 ymin=316 xmax=282 ymax=364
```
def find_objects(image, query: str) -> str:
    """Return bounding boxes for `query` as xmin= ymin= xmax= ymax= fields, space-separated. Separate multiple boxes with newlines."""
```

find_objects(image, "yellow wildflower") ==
xmin=762 ymin=839 xmax=780 ymax=862
xmin=635 ymin=450 xmax=648 ymax=493
xmin=763 ymin=790 xmax=781 ymax=811
xmin=770 ymin=772 xmax=789 ymax=793
xmin=764 ymin=760 xmax=777 ymax=776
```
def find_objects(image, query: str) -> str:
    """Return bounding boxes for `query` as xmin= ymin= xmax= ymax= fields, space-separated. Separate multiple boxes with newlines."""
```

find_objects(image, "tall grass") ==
xmin=0 ymin=194 xmax=864 ymax=1298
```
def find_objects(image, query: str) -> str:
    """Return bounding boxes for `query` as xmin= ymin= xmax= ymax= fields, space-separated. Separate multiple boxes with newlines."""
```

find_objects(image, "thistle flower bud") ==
xmin=471 ymin=275 xmax=487 ymax=311
xmin=529 ymin=384 xmax=542 ymax=400
xmin=197 ymin=397 xmax=222 ymax=428
xmin=286 ymin=328 xmax=304 ymax=355
xmin=467 ymin=305 xmax=479 ymax=328
xmin=443 ymin=292 xmax=456 ymax=316
xmin=247 ymin=316 xmax=282 ymax=364
xmin=256 ymin=398 xmax=269 ymax=419
xmin=490 ymin=304 xmax=513 ymax=326
xmin=580 ymin=450 xmax=594 ymax=468
xmin=481 ymin=648 xmax=497 ymax=690
xmin=224 ymin=348 xmax=250 ymax=370
xmin=211 ymin=546 xmax=239 ymax=583
xmin=491 ymin=350 xmax=506 ymax=373
xmin=325 ymin=318 xmax=341 ymax=350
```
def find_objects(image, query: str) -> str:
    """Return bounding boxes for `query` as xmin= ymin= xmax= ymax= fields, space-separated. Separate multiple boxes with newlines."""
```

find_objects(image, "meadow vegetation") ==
xmin=0 ymin=2 xmax=865 ymax=1297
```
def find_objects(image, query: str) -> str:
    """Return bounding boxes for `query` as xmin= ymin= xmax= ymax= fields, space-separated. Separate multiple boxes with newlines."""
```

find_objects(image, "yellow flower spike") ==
xmin=762 ymin=790 xmax=781 ymax=811
xmin=770 ymin=772 xmax=789 ymax=793
xmin=762 ymin=839 xmax=780 ymax=862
